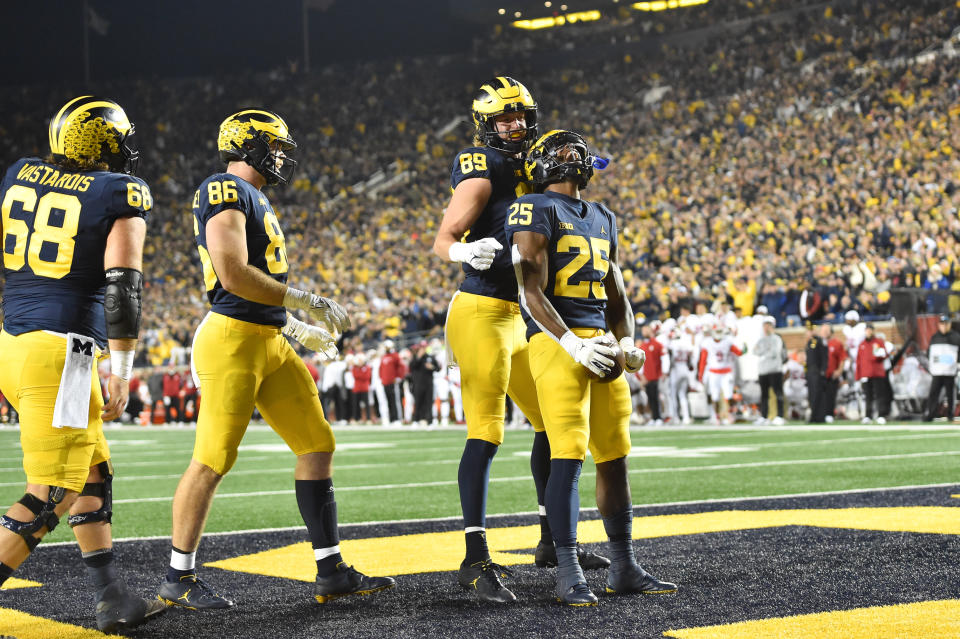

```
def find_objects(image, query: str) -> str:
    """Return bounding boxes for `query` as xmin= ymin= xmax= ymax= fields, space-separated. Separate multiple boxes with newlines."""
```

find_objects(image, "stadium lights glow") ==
xmin=632 ymin=0 xmax=709 ymax=11
xmin=545 ymin=1 xmax=552 ymax=6
xmin=498 ymin=8 xmax=506 ymax=14
xmin=512 ymin=9 xmax=601 ymax=29
xmin=515 ymin=10 xmax=522 ymax=16
xmin=560 ymin=3 xmax=567 ymax=8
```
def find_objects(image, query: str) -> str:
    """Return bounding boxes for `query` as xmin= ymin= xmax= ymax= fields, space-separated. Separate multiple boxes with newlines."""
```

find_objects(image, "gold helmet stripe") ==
xmin=49 ymin=95 xmax=92 ymax=153
xmin=221 ymin=109 xmax=291 ymax=137
xmin=52 ymin=99 xmax=131 ymax=155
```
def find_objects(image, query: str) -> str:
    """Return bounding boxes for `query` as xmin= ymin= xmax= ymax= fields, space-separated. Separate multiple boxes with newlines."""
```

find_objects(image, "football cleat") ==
xmin=96 ymin=580 xmax=166 ymax=632
xmin=314 ymin=563 xmax=395 ymax=604
xmin=158 ymin=574 xmax=234 ymax=610
xmin=535 ymin=541 xmax=611 ymax=570
xmin=457 ymin=559 xmax=517 ymax=603
xmin=605 ymin=564 xmax=678 ymax=595
xmin=556 ymin=581 xmax=598 ymax=607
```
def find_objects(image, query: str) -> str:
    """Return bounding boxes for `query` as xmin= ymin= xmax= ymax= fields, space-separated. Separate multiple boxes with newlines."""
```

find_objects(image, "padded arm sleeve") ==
xmin=104 ymin=267 xmax=143 ymax=340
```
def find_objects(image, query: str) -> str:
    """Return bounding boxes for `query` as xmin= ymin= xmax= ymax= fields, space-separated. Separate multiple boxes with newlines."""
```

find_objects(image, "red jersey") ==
xmin=856 ymin=337 xmax=887 ymax=379
xmin=640 ymin=338 xmax=664 ymax=381
xmin=162 ymin=372 xmax=182 ymax=397
xmin=826 ymin=337 xmax=847 ymax=377
xmin=380 ymin=351 xmax=402 ymax=385
xmin=351 ymin=364 xmax=372 ymax=393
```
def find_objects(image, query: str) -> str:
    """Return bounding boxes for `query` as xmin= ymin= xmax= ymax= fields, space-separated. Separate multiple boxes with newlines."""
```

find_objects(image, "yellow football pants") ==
xmin=528 ymin=328 xmax=632 ymax=463
xmin=445 ymin=291 xmax=544 ymax=445
xmin=0 ymin=330 xmax=109 ymax=492
xmin=191 ymin=312 xmax=334 ymax=475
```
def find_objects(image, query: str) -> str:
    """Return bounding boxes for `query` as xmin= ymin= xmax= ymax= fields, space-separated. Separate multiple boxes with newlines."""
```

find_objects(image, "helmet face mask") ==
xmin=218 ymin=110 xmax=298 ymax=186
xmin=472 ymin=77 xmax=538 ymax=154
xmin=524 ymin=130 xmax=596 ymax=193
xmin=48 ymin=96 xmax=140 ymax=175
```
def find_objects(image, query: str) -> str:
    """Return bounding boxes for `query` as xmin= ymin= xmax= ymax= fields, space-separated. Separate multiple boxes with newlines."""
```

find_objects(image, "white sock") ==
xmin=170 ymin=548 xmax=196 ymax=571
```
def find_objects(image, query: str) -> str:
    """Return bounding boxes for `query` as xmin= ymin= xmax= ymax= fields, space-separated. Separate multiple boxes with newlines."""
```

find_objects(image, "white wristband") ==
xmin=112 ymin=350 xmax=135 ymax=381
xmin=559 ymin=330 xmax=581 ymax=359
xmin=448 ymin=242 xmax=469 ymax=263
xmin=283 ymin=286 xmax=308 ymax=308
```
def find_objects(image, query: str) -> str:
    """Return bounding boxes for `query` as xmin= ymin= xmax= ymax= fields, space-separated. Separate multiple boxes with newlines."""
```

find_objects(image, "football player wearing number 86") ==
xmin=0 ymin=96 xmax=164 ymax=631
xmin=507 ymin=130 xmax=677 ymax=606
xmin=159 ymin=109 xmax=394 ymax=610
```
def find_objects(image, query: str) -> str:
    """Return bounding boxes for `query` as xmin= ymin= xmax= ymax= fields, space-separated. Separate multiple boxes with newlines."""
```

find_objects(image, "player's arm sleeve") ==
xmin=698 ymin=348 xmax=707 ymax=381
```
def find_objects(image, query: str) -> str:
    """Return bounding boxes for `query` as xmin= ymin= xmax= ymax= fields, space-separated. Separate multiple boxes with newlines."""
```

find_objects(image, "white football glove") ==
xmin=283 ymin=315 xmax=339 ymax=361
xmin=283 ymin=287 xmax=350 ymax=334
xmin=619 ymin=336 xmax=646 ymax=373
xmin=448 ymin=237 xmax=503 ymax=271
xmin=560 ymin=331 xmax=616 ymax=377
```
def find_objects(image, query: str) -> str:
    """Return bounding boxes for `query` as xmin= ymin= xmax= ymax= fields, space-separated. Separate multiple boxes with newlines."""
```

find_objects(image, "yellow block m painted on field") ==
xmin=205 ymin=506 xmax=960 ymax=580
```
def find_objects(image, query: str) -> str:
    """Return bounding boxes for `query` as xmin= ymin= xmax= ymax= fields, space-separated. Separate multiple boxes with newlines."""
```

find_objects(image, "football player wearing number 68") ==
xmin=0 ymin=96 xmax=164 ymax=631
xmin=159 ymin=110 xmax=394 ymax=609
xmin=507 ymin=130 xmax=677 ymax=606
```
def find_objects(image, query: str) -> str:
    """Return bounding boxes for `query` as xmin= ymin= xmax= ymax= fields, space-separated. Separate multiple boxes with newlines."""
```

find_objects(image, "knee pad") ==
xmin=0 ymin=486 xmax=67 ymax=551
xmin=68 ymin=461 xmax=113 ymax=528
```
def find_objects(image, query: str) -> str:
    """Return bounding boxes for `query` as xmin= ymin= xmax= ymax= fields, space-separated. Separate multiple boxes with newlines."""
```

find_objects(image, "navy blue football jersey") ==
xmin=505 ymin=191 xmax=618 ymax=340
xmin=1 ymin=157 xmax=151 ymax=346
xmin=192 ymin=173 xmax=288 ymax=326
xmin=449 ymin=145 xmax=531 ymax=301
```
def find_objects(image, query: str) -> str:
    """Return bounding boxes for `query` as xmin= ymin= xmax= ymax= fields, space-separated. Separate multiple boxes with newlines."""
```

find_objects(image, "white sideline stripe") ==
xmin=1 ymin=426 xmax=958 ymax=463
xmin=4 ymin=432 xmax=958 ymax=479
xmin=35 ymin=481 xmax=960 ymax=548
xmin=76 ymin=449 xmax=960 ymax=506
xmin=7 ymin=432 xmax=956 ymax=486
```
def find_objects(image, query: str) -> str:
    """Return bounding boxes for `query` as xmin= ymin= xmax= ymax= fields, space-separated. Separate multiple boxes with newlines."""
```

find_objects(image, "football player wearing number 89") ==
xmin=159 ymin=110 xmax=393 ymax=609
xmin=507 ymin=130 xmax=677 ymax=606
xmin=434 ymin=78 xmax=608 ymax=604
xmin=0 ymin=96 xmax=165 ymax=631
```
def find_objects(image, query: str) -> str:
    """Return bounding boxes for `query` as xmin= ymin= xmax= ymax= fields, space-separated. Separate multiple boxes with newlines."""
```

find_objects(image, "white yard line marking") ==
xmin=34 ymin=481 xmax=960 ymax=547
xmin=62 ymin=450 xmax=960 ymax=506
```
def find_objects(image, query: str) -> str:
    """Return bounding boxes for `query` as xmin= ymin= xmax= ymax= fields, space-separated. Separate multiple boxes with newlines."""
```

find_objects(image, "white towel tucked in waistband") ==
xmin=52 ymin=333 xmax=96 ymax=429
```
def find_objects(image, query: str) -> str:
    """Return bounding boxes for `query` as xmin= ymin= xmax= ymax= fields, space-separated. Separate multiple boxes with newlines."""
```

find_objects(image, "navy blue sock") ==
xmin=546 ymin=459 xmax=583 ymax=590
xmin=458 ymin=439 xmax=498 ymax=563
xmin=82 ymin=549 xmax=118 ymax=600
xmin=602 ymin=507 xmax=636 ymax=568
xmin=530 ymin=431 xmax=552 ymax=543
xmin=295 ymin=478 xmax=342 ymax=577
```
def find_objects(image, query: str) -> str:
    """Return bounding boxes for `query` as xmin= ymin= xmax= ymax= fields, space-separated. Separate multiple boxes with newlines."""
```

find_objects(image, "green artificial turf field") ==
xmin=2 ymin=422 xmax=958 ymax=543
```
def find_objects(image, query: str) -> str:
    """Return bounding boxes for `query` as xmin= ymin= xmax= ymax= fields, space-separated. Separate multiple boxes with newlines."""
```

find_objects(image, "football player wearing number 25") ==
xmin=159 ymin=110 xmax=394 ymax=610
xmin=507 ymin=130 xmax=677 ymax=606
xmin=0 ymin=96 xmax=164 ymax=632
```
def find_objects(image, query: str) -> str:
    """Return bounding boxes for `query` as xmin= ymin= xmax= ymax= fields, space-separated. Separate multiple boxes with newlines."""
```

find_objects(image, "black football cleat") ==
xmin=606 ymin=563 xmax=677 ymax=595
xmin=556 ymin=581 xmax=598 ymax=607
xmin=96 ymin=580 xmax=166 ymax=632
xmin=158 ymin=574 xmax=235 ymax=610
xmin=535 ymin=541 xmax=611 ymax=570
xmin=457 ymin=559 xmax=517 ymax=603
xmin=314 ymin=563 xmax=395 ymax=604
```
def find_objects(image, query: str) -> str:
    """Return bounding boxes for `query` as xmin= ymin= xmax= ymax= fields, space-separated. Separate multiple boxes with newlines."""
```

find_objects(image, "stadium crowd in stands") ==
xmin=2 ymin=0 xmax=959 ymax=411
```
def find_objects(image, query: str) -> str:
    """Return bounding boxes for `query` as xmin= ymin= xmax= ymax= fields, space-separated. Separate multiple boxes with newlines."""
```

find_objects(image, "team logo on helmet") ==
xmin=48 ymin=96 xmax=139 ymax=175
xmin=218 ymin=109 xmax=298 ymax=186
xmin=471 ymin=76 xmax=538 ymax=154
xmin=524 ymin=130 xmax=596 ymax=192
